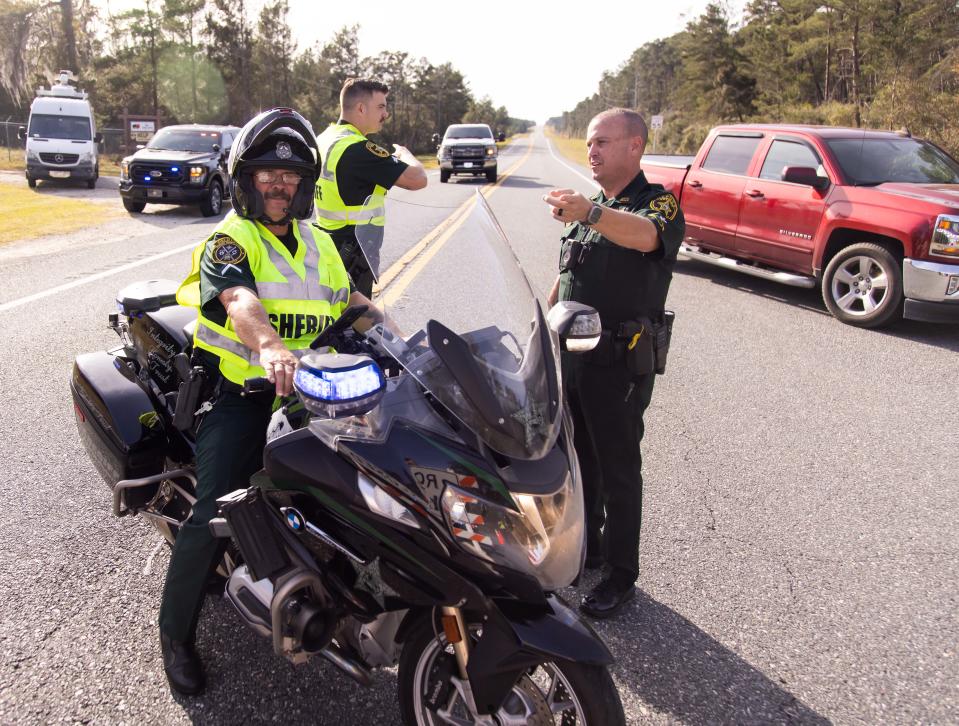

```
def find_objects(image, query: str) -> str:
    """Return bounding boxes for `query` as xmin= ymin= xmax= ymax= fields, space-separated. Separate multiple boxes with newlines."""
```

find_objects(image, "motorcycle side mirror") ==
xmin=547 ymin=302 xmax=601 ymax=352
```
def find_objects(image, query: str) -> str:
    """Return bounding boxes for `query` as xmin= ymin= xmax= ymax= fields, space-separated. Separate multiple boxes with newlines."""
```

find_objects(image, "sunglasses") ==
xmin=253 ymin=170 xmax=303 ymax=185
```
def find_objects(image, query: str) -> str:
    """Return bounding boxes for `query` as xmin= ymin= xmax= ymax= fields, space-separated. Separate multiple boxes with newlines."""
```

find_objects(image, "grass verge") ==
xmin=0 ymin=148 xmax=122 ymax=175
xmin=0 ymin=182 xmax=123 ymax=244
xmin=544 ymin=126 xmax=588 ymax=168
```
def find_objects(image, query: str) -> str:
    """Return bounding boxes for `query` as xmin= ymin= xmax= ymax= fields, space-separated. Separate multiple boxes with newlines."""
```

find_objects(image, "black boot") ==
xmin=580 ymin=577 xmax=636 ymax=619
xmin=160 ymin=632 xmax=205 ymax=695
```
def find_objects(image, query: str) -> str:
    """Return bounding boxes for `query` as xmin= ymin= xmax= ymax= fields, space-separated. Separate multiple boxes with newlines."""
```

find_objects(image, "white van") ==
xmin=19 ymin=70 xmax=101 ymax=189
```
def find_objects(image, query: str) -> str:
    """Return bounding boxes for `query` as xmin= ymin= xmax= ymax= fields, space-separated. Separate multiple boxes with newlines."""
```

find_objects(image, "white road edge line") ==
xmin=544 ymin=134 xmax=599 ymax=191
xmin=0 ymin=241 xmax=198 ymax=313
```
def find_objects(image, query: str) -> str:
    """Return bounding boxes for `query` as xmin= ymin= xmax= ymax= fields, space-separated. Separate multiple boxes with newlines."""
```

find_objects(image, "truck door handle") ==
xmin=688 ymin=180 xmax=703 ymax=188
xmin=745 ymin=189 xmax=764 ymax=198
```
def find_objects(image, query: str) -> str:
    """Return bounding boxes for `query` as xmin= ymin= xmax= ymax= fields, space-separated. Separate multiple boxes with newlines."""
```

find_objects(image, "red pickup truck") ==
xmin=641 ymin=125 xmax=959 ymax=327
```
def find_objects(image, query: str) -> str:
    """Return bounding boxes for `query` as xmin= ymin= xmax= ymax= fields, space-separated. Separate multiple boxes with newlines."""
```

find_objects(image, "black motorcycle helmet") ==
xmin=229 ymin=108 xmax=319 ymax=223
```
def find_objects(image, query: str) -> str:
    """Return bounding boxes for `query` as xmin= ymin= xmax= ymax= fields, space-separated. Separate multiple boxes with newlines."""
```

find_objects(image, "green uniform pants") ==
xmin=566 ymin=359 xmax=656 ymax=586
xmin=158 ymin=390 xmax=274 ymax=642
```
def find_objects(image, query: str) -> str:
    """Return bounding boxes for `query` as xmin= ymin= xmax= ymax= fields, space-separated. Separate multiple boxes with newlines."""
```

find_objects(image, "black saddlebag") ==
xmin=71 ymin=351 xmax=166 ymax=493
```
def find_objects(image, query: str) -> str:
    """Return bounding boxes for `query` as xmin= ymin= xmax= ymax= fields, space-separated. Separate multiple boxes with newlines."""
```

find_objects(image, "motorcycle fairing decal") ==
xmin=411 ymin=430 xmax=517 ymax=512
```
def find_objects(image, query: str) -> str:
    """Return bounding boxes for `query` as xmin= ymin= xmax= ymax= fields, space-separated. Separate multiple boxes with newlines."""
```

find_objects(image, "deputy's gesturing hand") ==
xmin=543 ymin=188 xmax=591 ymax=223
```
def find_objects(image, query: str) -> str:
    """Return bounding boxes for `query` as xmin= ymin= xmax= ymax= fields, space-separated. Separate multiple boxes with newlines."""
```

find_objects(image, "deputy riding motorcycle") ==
xmin=70 ymin=191 xmax=624 ymax=724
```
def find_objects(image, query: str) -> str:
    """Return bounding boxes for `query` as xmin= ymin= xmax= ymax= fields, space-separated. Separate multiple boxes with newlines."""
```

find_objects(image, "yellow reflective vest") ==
xmin=314 ymin=123 xmax=387 ymax=231
xmin=177 ymin=212 xmax=351 ymax=385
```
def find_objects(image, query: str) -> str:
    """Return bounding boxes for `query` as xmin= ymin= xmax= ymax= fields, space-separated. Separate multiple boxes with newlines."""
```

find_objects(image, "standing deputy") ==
xmin=543 ymin=108 xmax=684 ymax=619
xmin=315 ymin=77 xmax=427 ymax=297
xmin=160 ymin=108 xmax=378 ymax=695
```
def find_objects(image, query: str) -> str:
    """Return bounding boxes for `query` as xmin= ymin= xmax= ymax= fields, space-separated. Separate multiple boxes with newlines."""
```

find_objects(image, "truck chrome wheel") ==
xmin=822 ymin=242 xmax=903 ymax=328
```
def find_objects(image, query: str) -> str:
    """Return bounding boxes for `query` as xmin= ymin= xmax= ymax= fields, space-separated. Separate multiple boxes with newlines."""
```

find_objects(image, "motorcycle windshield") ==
xmin=355 ymin=192 xmax=562 ymax=461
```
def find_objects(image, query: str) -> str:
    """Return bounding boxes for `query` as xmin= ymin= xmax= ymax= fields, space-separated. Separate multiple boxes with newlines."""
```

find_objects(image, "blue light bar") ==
xmin=294 ymin=363 xmax=382 ymax=402
xmin=171 ymin=166 xmax=179 ymax=172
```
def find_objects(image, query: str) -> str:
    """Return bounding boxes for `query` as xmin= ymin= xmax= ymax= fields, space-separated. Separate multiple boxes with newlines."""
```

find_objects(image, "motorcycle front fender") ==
xmin=466 ymin=593 xmax=614 ymax=714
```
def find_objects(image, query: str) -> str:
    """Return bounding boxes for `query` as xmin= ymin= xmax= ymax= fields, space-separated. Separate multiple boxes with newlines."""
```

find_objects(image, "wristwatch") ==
xmin=583 ymin=203 xmax=603 ymax=226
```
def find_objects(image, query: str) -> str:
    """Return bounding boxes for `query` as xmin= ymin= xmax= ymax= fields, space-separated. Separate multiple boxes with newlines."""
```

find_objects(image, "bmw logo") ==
xmin=284 ymin=508 xmax=304 ymax=531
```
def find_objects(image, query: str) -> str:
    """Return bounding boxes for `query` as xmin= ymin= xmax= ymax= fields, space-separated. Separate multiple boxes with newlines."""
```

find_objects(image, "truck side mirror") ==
xmin=783 ymin=166 xmax=829 ymax=191
xmin=547 ymin=302 xmax=601 ymax=352
xmin=136 ymin=143 xmax=145 ymax=150
xmin=18 ymin=126 xmax=26 ymax=141
xmin=94 ymin=132 xmax=103 ymax=144
xmin=498 ymin=132 xmax=506 ymax=142
xmin=431 ymin=133 xmax=441 ymax=150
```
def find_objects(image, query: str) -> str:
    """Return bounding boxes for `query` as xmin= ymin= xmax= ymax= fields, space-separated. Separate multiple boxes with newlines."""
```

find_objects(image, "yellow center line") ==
xmin=374 ymin=136 xmax=536 ymax=304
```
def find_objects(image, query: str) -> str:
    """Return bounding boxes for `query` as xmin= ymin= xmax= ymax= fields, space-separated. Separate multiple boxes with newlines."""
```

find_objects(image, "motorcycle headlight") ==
xmin=441 ymin=472 xmax=584 ymax=591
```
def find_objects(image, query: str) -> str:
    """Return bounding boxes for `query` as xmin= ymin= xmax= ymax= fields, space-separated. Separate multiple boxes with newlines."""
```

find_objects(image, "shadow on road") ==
xmin=604 ymin=591 xmax=832 ymax=725
xmin=677 ymin=257 xmax=959 ymax=351
xmin=166 ymin=590 xmax=831 ymax=725
xmin=175 ymin=599 xmax=397 ymax=724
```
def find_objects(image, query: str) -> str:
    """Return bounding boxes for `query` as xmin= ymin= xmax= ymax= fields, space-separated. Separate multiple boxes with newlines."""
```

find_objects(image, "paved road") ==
xmin=0 ymin=130 xmax=957 ymax=725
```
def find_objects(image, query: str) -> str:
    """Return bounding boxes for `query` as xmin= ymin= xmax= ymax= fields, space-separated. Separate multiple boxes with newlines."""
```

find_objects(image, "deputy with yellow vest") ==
xmin=315 ymin=77 xmax=427 ymax=297
xmin=158 ymin=108 xmax=379 ymax=696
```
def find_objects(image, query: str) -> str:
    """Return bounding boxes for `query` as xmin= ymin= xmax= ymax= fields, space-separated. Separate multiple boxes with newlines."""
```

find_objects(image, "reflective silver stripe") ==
xmin=196 ymin=322 xmax=312 ymax=368
xmin=316 ymin=207 xmax=384 ymax=223
xmin=259 ymin=234 xmax=307 ymax=298
xmin=250 ymin=347 xmax=311 ymax=367
xmin=254 ymin=225 xmax=349 ymax=305
xmin=319 ymin=129 xmax=358 ymax=181
xmin=196 ymin=322 xmax=254 ymax=361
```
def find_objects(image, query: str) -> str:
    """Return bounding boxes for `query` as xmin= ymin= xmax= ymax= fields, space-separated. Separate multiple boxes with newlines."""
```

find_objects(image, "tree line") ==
xmin=551 ymin=1 xmax=959 ymax=157
xmin=0 ymin=0 xmax=531 ymax=153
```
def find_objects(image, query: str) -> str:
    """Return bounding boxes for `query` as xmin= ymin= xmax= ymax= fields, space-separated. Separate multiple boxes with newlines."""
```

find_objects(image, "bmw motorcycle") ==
xmin=70 ymin=191 xmax=623 ymax=724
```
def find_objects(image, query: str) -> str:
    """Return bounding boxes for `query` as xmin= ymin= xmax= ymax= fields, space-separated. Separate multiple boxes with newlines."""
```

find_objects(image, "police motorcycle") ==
xmin=70 ymin=190 xmax=625 ymax=725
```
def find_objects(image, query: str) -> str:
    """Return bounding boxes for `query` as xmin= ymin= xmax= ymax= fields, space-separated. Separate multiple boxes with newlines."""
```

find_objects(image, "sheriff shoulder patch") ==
xmin=209 ymin=235 xmax=247 ymax=265
xmin=366 ymin=141 xmax=390 ymax=158
xmin=649 ymin=194 xmax=679 ymax=221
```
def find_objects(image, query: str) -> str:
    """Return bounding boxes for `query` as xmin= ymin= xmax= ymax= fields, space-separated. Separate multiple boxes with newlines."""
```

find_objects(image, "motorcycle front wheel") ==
xmin=397 ymin=616 xmax=625 ymax=726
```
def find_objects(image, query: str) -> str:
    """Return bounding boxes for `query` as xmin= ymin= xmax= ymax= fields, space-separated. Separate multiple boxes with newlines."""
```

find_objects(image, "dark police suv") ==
xmin=118 ymin=124 xmax=240 ymax=216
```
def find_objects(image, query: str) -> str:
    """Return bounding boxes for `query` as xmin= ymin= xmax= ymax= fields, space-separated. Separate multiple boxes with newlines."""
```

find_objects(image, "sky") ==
xmin=97 ymin=0 xmax=746 ymax=122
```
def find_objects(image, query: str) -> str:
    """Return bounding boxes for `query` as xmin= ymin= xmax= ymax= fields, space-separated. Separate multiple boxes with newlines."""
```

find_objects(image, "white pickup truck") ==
xmin=437 ymin=124 xmax=498 ymax=183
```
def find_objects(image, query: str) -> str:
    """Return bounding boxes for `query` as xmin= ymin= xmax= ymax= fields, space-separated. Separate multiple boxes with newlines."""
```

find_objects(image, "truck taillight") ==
xmin=931 ymin=214 xmax=959 ymax=259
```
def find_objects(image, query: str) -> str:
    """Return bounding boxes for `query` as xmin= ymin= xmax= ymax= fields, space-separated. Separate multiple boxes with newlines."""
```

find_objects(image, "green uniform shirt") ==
xmin=558 ymin=170 xmax=685 ymax=328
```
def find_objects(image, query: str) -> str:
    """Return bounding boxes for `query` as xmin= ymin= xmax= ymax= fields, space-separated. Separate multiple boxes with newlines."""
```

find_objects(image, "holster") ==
xmin=171 ymin=353 xmax=210 ymax=431
xmin=589 ymin=312 xmax=675 ymax=375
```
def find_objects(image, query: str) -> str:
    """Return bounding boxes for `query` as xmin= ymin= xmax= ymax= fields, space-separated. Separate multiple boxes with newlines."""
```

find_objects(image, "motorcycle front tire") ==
xmin=397 ymin=615 xmax=625 ymax=726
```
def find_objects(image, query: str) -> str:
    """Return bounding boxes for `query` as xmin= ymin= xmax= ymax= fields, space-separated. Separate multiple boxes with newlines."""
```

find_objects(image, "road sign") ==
xmin=651 ymin=115 xmax=664 ymax=130
xmin=130 ymin=120 xmax=155 ymax=142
